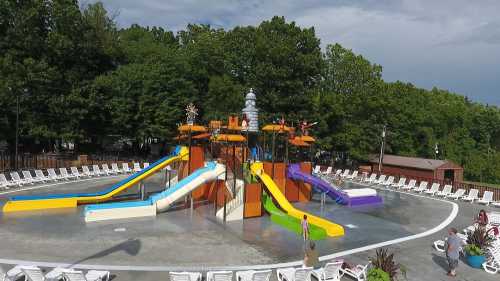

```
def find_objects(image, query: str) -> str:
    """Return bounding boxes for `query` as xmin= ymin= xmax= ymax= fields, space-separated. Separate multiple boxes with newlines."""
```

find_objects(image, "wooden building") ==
xmin=369 ymin=154 xmax=464 ymax=182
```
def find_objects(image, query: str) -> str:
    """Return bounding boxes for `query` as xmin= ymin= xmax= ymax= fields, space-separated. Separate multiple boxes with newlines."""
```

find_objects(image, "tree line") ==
xmin=1 ymin=1 xmax=499 ymax=183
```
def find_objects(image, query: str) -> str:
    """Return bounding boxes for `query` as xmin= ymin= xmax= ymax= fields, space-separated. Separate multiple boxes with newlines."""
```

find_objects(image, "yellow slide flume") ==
xmin=3 ymin=147 xmax=189 ymax=212
xmin=250 ymin=162 xmax=344 ymax=237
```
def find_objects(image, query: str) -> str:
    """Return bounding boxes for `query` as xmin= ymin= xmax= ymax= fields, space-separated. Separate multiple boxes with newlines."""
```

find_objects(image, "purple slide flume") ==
xmin=287 ymin=164 xmax=382 ymax=207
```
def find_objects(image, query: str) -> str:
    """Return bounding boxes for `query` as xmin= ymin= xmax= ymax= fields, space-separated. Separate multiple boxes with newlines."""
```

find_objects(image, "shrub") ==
xmin=370 ymin=248 xmax=406 ymax=281
xmin=466 ymin=226 xmax=493 ymax=254
xmin=367 ymin=268 xmax=390 ymax=281
xmin=464 ymin=244 xmax=484 ymax=256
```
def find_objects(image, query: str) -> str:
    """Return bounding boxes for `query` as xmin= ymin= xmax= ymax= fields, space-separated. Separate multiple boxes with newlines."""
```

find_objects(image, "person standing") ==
xmin=301 ymin=215 xmax=310 ymax=242
xmin=445 ymin=227 xmax=461 ymax=277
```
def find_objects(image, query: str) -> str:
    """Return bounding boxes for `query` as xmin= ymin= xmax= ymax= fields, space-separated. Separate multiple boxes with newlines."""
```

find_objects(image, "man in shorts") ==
xmin=445 ymin=227 xmax=461 ymax=277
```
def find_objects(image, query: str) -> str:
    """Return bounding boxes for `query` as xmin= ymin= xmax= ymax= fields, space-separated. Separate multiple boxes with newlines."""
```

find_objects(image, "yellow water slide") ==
xmin=250 ymin=162 xmax=344 ymax=237
xmin=3 ymin=147 xmax=189 ymax=213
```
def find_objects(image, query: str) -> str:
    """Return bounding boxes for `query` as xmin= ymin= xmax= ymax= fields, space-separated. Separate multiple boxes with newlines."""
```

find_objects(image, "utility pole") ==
xmin=434 ymin=143 xmax=439 ymax=160
xmin=378 ymin=125 xmax=387 ymax=173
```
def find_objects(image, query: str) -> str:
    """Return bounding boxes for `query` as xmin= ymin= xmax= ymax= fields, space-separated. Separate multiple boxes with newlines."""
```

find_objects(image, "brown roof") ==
xmin=369 ymin=154 xmax=462 ymax=171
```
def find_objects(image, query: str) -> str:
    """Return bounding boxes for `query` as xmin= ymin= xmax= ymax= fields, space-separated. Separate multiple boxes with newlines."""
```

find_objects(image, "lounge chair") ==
xmin=82 ymin=166 xmax=94 ymax=177
xmin=333 ymin=169 xmax=342 ymax=177
xmin=340 ymin=169 xmax=350 ymax=179
xmin=478 ymin=191 xmax=494 ymax=205
xmin=170 ymin=271 xmax=202 ymax=281
xmin=101 ymin=164 xmax=114 ymax=175
xmin=492 ymin=201 xmax=500 ymax=208
xmin=92 ymin=165 xmax=103 ymax=176
xmin=2 ymin=265 xmax=40 ymax=281
xmin=133 ymin=162 xmax=142 ymax=173
xmin=206 ymin=271 xmax=233 ymax=281
xmin=382 ymin=176 xmax=395 ymax=186
xmin=111 ymin=163 xmax=122 ymax=174
xmin=414 ymin=181 xmax=428 ymax=193
xmin=22 ymin=170 xmax=43 ymax=184
xmin=436 ymin=185 xmax=452 ymax=197
xmin=346 ymin=171 xmax=358 ymax=180
xmin=462 ymin=189 xmax=479 ymax=203
xmin=373 ymin=175 xmax=386 ymax=185
xmin=47 ymin=168 xmax=63 ymax=181
xmin=483 ymin=251 xmax=500 ymax=274
xmin=0 ymin=173 xmax=14 ymax=189
xmin=59 ymin=168 xmax=76 ymax=180
xmin=364 ymin=174 xmax=377 ymax=184
xmin=434 ymin=233 xmax=468 ymax=253
xmin=339 ymin=262 xmax=370 ymax=281
xmin=424 ymin=183 xmax=440 ymax=195
xmin=447 ymin=188 xmax=466 ymax=200
xmin=312 ymin=166 xmax=321 ymax=175
xmin=392 ymin=177 xmax=406 ymax=189
xmin=236 ymin=269 xmax=272 ymax=281
xmin=70 ymin=167 xmax=82 ymax=179
xmin=277 ymin=267 xmax=312 ymax=281
xmin=122 ymin=163 xmax=132 ymax=174
xmin=401 ymin=179 xmax=416 ymax=191
xmin=63 ymin=270 xmax=110 ymax=281
xmin=311 ymin=261 xmax=343 ymax=281
xmin=321 ymin=167 xmax=333 ymax=177
xmin=10 ymin=171 xmax=27 ymax=186
xmin=143 ymin=162 xmax=150 ymax=169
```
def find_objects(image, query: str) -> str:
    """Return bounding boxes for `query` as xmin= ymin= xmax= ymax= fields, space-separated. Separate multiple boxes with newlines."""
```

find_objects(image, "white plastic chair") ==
xmin=312 ymin=166 xmax=321 ymax=175
xmin=339 ymin=262 xmax=370 ymax=281
xmin=82 ymin=166 xmax=94 ymax=177
xmin=447 ymin=188 xmax=466 ymax=200
xmin=312 ymin=261 xmax=343 ymax=281
xmin=478 ymin=191 xmax=494 ymax=205
xmin=364 ymin=174 xmax=377 ymax=184
xmin=169 ymin=271 xmax=202 ymax=281
xmin=111 ymin=163 xmax=122 ymax=174
xmin=374 ymin=175 xmax=386 ymax=185
xmin=101 ymin=164 xmax=114 ymax=175
xmin=0 ymin=173 xmax=14 ymax=189
xmin=414 ymin=181 xmax=428 ymax=193
xmin=236 ymin=270 xmax=272 ymax=281
xmin=92 ymin=165 xmax=103 ymax=176
xmin=133 ymin=162 xmax=142 ymax=173
xmin=47 ymin=168 xmax=62 ymax=181
xmin=436 ymin=185 xmax=452 ymax=197
xmin=22 ymin=170 xmax=42 ymax=185
xmin=206 ymin=271 xmax=233 ymax=281
xmin=462 ymin=189 xmax=479 ymax=203
xmin=424 ymin=183 xmax=440 ymax=195
xmin=63 ymin=270 xmax=109 ymax=281
xmin=3 ymin=265 xmax=40 ymax=281
xmin=10 ymin=171 xmax=27 ymax=186
xmin=277 ymin=267 xmax=312 ymax=281
xmin=122 ymin=163 xmax=132 ymax=174
xmin=483 ymin=251 xmax=500 ymax=274
xmin=392 ymin=177 xmax=406 ymax=189
xmin=70 ymin=167 xmax=82 ymax=179
xmin=346 ymin=171 xmax=358 ymax=180
xmin=382 ymin=176 xmax=394 ymax=186
xmin=143 ymin=162 xmax=150 ymax=169
xmin=59 ymin=168 xmax=76 ymax=180
xmin=340 ymin=169 xmax=350 ymax=179
xmin=401 ymin=179 xmax=416 ymax=190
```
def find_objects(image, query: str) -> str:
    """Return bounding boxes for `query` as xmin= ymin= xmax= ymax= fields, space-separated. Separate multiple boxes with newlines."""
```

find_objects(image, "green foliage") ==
xmin=466 ymin=227 xmax=493 ymax=253
xmin=370 ymin=248 xmax=402 ymax=281
xmin=367 ymin=268 xmax=390 ymax=281
xmin=464 ymin=244 xmax=484 ymax=256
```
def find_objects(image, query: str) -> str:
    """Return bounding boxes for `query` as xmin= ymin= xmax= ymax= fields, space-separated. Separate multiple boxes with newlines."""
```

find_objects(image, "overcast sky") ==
xmin=88 ymin=0 xmax=500 ymax=106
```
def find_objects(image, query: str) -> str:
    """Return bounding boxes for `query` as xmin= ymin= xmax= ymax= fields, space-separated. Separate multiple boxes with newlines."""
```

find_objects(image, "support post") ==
xmin=140 ymin=181 xmax=145 ymax=200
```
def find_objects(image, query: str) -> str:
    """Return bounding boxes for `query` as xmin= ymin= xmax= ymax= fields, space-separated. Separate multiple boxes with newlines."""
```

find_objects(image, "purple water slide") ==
xmin=287 ymin=164 xmax=382 ymax=206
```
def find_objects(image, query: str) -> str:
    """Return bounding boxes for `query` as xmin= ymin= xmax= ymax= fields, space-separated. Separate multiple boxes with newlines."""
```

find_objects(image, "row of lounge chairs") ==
xmin=0 ymin=265 xmax=109 ymax=281
xmin=314 ymin=166 xmax=500 ymax=207
xmin=0 ymin=162 xmax=150 ymax=190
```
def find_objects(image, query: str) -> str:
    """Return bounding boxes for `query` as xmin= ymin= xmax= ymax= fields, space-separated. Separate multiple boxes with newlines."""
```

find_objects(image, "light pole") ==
xmin=378 ymin=125 xmax=387 ymax=173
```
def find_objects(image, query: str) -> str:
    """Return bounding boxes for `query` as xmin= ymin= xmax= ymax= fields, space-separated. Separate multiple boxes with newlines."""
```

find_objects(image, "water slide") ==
xmin=287 ymin=164 xmax=383 ymax=207
xmin=84 ymin=162 xmax=225 ymax=222
xmin=2 ymin=146 xmax=189 ymax=213
xmin=250 ymin=162 xmax=344 ymax=237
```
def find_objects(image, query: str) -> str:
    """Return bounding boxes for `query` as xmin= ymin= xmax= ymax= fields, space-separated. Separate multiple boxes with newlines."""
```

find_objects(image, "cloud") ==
xmin=86 ymin=0 xmax=500 ymax=105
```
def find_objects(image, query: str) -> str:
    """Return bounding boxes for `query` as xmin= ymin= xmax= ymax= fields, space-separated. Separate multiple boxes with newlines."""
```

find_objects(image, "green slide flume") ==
xmin=262 ymin=193 xmax=327 ymax=240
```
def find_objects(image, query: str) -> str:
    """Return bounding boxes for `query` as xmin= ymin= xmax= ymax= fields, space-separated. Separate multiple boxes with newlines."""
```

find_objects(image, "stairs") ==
xmin=216 ymin=179 xmax=244 ymax=221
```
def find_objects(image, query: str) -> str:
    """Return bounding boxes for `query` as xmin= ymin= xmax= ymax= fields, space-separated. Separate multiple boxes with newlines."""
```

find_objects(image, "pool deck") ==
xmin=0 ymin=176 xmax=498 ymax=280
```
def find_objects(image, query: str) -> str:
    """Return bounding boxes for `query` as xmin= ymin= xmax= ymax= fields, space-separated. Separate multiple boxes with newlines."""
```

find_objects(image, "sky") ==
xmin=87 ymin=0 xmax=500 ymax=106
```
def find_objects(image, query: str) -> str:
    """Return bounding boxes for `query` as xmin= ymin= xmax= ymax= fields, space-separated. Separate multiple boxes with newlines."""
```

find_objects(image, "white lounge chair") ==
xmin=436 ymin=185 xmax=452 ymax=197
xmin=63 ymin=270 xmax=110 ymax=281
xmin=122 ymin=163 xmax=132 ymax=174
xmin=277 ymin=267 xmax=312 ymax=281
xmin=340 ymin=169 xmax=350 ymax=179
xmin=70 ymin=167 xmax=82 ymax=179
xmin=206 ymin=271 xmax=233 ymax=281
xmin=425 ymin=183 xmax=440 ymax=195
xmin=236 ymin=269 xmax=272 ymax=281
xmin=101 ymin=164 xmax=114 ymax=175
xmin=311 ymin=261 xmax=343 ymax=281
xmin=346 ymin=171 xmax=358 ymax=180
xmin=374 ymin=175 xmax=387 ymax=185
xmin=414 ymin=181 xmax=428 ymax=193
xmin=111 ymin=163 xmax=122 ymax=174
xmin=92 ymin=165 xmax=103 ymax=176
xmin=462 ymin=189 xmax=479 ymax=203
xmin=0 ymin=173 xmax=14 ymax=189
xmin=22 ymin=266 xmax=47 ymax=281
xmin=483 ymin=251 xmax=500 ymax=274
xmin=59 ymin=168 xmax=76 ymax=180
xmin=133 ymin=162 xmax=142 ymax=173
xmin=447 ymin=188 xmax=466 ymax=200
xmin=392 ymin=177 xmax=406 ymax=189
xmin=82 ymin=166 xmax=94 ymax=177
xmin=170 ymin=271 xmax=202 ymax=281
xmin=10 ymin=171 xmax=27 ymax=186
xmin=34 ymin=170 xmax=49 ymax=182
xmin=333 ymin=169 xmax=341 ymax=177
xmin=364 ymin=174 xmax=377 ymax=184
xmin=401 ymin=179 xmax=416 ymax=191
xmin=143 ymin=162 xmax=150 ymax=169
xmin=312 ymin=166 xmax=321 ymax=175
xmin=47 ymin=168 xmax=63 ymax=181
xmin=478 ymin=191 xmax=494 ymax=205
xmin=22 ymin=170 xmax=43 ymax=184
xmin=339 ymin=262 xmax=370 ymax=281
xmin=382 ymin=176 xmax=394 ymax=186
xmin=434 ymin=233 xmax=468 ymax=253
xmin=2 ymin=265 xmax=40 ymax=281
xmin=321 ymin=167 xmax=333 ymax=177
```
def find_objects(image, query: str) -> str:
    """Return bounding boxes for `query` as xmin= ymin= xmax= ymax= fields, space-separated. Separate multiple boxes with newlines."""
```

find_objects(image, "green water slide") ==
xmin=262 ymin=193 xmax=327 ymax=240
